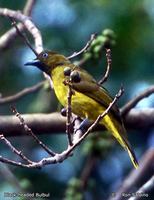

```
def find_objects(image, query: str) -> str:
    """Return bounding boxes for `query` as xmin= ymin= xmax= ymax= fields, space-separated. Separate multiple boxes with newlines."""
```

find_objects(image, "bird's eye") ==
xmin=42 ymin=52 xmax=48 ymax=59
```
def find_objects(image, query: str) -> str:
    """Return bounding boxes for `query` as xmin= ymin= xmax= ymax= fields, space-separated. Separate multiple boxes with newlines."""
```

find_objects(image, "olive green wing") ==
xmin=71 ymin=67 xmax=122 ymax=123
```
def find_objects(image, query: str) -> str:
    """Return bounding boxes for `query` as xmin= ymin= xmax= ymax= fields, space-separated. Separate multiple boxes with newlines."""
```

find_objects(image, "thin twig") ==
xmin=99 ymin=48 xmax=112 ymax=84
xmin=0 ymin=156 xmax=33 ymax=168
xmin=66 ymin=83 xmax=73 ymax=146
xmin=0 ymin=134 xmax=32 ymax=164
xmin=121 ymin=85 xmax=154 ymax=116
xmin=23 ymin=0 xmax=36 ymax=15
xmin=11 ymin=107 xmax=56 ymax=157
xmin=10 ymin=19 xmax=38 ymax=56
xmin=77 ymin=36 xmax=112 ymax=67
xmin=67 ymin=34 xmax=96 ymax=59
xmin=0 ymin=81 xmax=45 ymax=105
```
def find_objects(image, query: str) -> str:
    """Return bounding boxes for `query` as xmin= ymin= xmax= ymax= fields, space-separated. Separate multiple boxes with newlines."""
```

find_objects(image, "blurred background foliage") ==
xmin=0 ymin=0 xmax=154 ymax=199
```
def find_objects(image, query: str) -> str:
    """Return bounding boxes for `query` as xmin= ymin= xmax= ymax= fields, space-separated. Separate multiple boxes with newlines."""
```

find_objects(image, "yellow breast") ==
xmin=51 ymin=66 xmax=106 ymax=120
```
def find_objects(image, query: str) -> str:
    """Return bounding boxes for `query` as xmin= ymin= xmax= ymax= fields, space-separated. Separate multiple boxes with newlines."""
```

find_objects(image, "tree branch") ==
xmin=0 ymin=112 xmax=66 ymax=137
xmin=0 ymin=81 xmax=45 ymax=104
xmin=0 ymin=108 xmax=154 ymax=137
xmin=98 ymin=48 xmax=112 ymax=84
xmin=23 ymin=0 xmax=36 ymax=15
xmin=121 ymin=86 xmax=154 ymax=116
xmin=0 ymin=0 xmax=36 ymax=50
xmin=11 ymin=106 xmax=56 ymax=156
xmin=65 ymin=83 xmax=73 ymax=146
xmin=0 ymin=134 xmax=33 ymax=164
xmin=67 ymin=34 xmax=96 ymax=59
xmin=0 ymin=6 xmax=43 ymax=53
xmin=11 ymin=19 xmax=38 ymax=56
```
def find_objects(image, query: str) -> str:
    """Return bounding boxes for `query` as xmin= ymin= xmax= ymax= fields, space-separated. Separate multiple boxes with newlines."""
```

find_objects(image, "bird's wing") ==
xmin=71 ymin=67 xmax=122 ymax=123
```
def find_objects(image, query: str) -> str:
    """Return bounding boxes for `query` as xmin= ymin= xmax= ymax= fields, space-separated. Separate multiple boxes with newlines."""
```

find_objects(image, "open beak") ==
xmin=24 ymin=59 xmax=48 ymax=73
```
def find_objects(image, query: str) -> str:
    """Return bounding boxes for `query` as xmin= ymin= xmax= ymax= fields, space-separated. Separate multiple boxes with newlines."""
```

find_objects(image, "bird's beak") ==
xmin=24 ymin=59 xmax=48 ymax=73
xmin=24 ymin=58 xmax=42 ymax=68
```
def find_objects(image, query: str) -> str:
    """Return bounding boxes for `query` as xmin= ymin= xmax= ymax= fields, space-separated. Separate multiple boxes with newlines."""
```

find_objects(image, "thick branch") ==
xmin=0 ymin=113 xmax=66 ymax=137
xmin=0 ymin=108 xmax=154 ymax=137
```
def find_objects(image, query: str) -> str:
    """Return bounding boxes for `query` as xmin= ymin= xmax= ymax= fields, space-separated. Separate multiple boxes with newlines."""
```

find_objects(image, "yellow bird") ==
xmin=25 ymin=50 xmax=138 ymax=168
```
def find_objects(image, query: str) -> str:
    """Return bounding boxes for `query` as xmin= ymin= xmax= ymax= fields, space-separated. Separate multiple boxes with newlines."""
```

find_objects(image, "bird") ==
xmin=25 ymin=50 xmax=138 ymax=168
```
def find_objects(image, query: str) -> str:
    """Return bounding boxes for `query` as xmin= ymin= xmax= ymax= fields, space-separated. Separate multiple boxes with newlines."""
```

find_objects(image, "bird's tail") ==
xmin=101 ymin=115 xmax=139 ymax=169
